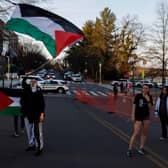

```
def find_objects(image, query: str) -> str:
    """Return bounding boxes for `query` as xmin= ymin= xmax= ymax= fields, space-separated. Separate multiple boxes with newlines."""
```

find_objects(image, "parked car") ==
xmin=110 ymin=79 xmax=132 ymax=87
xmin=34 ymin=69 xmax=48 ymax=78
xmin=45 ymin=72 xmax=56 ymax=79
xmin=12 ymin=75 xmax=44 ymax=89
xmin=156 ymin=81 xmax=168 ymax=88
xmin=134 ymin=80 xmax=154 ymax=88
xmin=38 ymin=79 xmax=69 ymax=94
xmin=20 ymin=75 xmax=44 ymax=85
xmin=64 ymin=71 xmax=74 ymax=80
xmin=70 ymin=73 xmax=82 ymax=82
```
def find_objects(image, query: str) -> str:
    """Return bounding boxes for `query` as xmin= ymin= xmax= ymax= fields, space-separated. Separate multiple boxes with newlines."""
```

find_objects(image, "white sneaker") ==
xmin=160 ymin=137 xmax=167 ymax=141
xmin=137 ymin=148 xmax=145 ymax=155
xmin=13 ymin=132 xmax=19 ymax=137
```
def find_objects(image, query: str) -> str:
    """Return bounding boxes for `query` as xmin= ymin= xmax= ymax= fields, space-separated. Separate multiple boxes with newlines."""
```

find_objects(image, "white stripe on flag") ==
xmin=24 ymin=17 xmax=64 ymax=38
xmin=12 ymin=6 xmax=64 ymax=38
xmin=9 ymin=97 xmax=20 ymax=107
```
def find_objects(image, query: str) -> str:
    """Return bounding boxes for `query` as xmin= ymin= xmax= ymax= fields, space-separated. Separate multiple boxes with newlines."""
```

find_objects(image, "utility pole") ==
xmin=128 ymin=57 xmax=136 ymax=95
xmin=99 ymin=62 xmax=102 ymax=84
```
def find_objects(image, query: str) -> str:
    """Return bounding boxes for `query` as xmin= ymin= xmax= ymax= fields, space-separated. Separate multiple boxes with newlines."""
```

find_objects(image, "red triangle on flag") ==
xmin=55 ymin=30 xmax=83 ymax=56
xmin=0 ymin=92 xmax=14 ymax=111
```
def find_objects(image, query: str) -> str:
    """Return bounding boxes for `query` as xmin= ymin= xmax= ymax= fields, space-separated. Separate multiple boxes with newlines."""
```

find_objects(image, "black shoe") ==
xmin=35 ymin=149 xmax=43 ymax=156
xmin=137 ymin=148 xmax=145 ymax=155
xmin=126 ymin=149 xmax=133 ymax=157
xmin=25 ymin=145 xmax=36 ymax=151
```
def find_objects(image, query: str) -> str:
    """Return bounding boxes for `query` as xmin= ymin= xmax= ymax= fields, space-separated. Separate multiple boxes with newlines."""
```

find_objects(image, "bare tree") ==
xmin=147 ymin=0 xmax=168 ymax=84
xmin=110 ymin=15 xmax=145 ymax=75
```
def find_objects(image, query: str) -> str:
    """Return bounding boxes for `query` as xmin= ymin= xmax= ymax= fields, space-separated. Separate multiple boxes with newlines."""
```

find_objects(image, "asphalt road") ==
xmin=1 ymin=94 xmax=168 ymax=168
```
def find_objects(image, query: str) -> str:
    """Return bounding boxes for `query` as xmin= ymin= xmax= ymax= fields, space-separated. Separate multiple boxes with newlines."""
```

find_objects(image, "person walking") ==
xmin=154 ymin=86 xmax=168 ymax=140
xmin=120 ymin=82 xmax=124 ymax=93
xmin=26 ymin=79 xmax=45 ymax=156
xmin=20 ymin=77 xmax=36 ymax=151
xmin=127 ymin=84 xmax=153 ymax=157
xmin=113 ymin=84 xmax=118 ymax=96
xmin=127 ymin=82 xmax=132 ymax=95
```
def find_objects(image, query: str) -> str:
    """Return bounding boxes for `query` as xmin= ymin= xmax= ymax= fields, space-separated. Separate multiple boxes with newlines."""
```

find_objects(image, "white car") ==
xmin=110 ymin=79 xmax=132 ymax=86
xmin=156 ymin=81 xmax=168 ymax=88
xmin=13 ymin=75 xmax=45 ymax=88
xmin=135 ymin=80 xmax=154 ymax=88
xmin=70 ymin=74 xmax=82 ymax=82
xmin=20 ymin=75 xmax=44 ymax=84
xmin=64 ymin=71 xmax=74 ymax=80
xmin=38 ymin=79 xmax=69 ymax=94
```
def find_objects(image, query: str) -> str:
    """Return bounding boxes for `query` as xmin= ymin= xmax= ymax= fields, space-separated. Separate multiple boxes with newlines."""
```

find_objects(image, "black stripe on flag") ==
xmin=19 ymin=4 xmax=83 ymax=35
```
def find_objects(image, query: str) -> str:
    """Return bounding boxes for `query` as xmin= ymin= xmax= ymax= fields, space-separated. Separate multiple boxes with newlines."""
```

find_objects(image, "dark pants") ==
xmin=14 ymin=116 xmax=25 ymax=134
xmin=159 ymin=115 xmax=168 ymax=138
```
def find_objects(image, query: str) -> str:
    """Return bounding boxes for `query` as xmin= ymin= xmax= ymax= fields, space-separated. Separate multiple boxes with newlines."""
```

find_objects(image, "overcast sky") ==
xmin=34 ymin=0 xmax=160 ymax=28
xmin=1 ymin=0 xmax=161 ymax=28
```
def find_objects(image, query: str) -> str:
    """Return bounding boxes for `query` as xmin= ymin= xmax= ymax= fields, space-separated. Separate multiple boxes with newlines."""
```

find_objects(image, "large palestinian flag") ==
xmin=5 ymin=3 xmax=84 ymax=57
xmin=0 ymin=92 xmax=21 ymax=116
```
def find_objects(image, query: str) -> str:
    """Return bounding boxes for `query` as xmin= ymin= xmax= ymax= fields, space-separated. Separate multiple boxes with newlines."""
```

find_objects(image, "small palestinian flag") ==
xmin=0 ymin=92 xmax=21 ymax=116
xmin=6 ymin=3 xmax=84 ymax=57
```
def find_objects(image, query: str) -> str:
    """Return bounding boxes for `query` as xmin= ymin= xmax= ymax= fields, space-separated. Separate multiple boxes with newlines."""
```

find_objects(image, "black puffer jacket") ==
xmin=20 ymin=87 xmax=45 ymax=123
xmin=20 ymin=78 xmax=31 ymax=117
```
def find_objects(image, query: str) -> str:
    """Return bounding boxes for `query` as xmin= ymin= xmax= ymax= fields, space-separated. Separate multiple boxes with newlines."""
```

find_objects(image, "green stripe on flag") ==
xmin=0 ymin=107 xmax=21 ymax=116
xmin=6 ymin=18 xmax=56 ymax=57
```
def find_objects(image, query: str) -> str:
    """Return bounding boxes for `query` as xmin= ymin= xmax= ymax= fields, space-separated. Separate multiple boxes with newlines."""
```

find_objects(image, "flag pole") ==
xmin=25 ymin=59 xmax=63 ymax=75
xmin=25 ymin=59 xmax=53 ymax=75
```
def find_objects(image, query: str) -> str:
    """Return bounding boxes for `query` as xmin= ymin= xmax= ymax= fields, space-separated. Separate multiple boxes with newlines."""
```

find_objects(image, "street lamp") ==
xmin=128 ymin=57 xmax=136 ymax=95
xmin=99 ymin=62 xmax=102 ymax=84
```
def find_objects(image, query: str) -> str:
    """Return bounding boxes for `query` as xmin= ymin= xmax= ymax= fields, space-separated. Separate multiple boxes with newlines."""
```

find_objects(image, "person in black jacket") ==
xmin=154 ymin=86 xmax=168 ymax=140
xmin=127 ymin=84 xmax=153 ymax=157
xmin=20 ymin=77 xmax=36 ymax=151
xmin=28 ymin=79 xmax=45 ymax=156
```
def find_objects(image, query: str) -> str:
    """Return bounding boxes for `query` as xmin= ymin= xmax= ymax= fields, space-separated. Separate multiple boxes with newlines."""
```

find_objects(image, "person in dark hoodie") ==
xmin=20 ymin=77 xmax=36 ymax=151
xmin=26 ymin=79 xmax=45 ymax=156
xmin=154 ymin=86 xmax=168 ymax=140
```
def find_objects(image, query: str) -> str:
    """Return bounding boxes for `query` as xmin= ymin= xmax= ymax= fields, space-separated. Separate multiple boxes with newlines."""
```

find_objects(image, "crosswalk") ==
xmin=68 ymin=89 xmax=113 ymax=96
xmin=44 ymin=89 xmax=114 ymax=97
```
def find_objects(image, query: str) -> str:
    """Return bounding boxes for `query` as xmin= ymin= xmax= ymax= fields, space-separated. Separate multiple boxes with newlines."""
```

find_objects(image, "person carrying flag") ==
xmin=24 ymin=79 xmax=45 ymax=156
xmin=20 ymin=77 xmax=36 ymax=151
